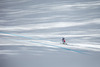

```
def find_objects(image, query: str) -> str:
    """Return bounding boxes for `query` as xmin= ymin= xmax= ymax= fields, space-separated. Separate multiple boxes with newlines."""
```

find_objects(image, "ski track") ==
xmin=0 ymin=32 xmax=89 ymax=55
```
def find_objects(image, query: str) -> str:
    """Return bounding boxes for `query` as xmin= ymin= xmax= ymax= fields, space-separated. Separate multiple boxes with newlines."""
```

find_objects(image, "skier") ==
xmin=62 ymin=37 xmax=66 ymax=44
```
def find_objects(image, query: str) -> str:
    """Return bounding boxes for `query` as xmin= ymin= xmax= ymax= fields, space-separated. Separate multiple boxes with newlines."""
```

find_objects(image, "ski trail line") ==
xmin=0 ymin=32 xmax=89 ymax=55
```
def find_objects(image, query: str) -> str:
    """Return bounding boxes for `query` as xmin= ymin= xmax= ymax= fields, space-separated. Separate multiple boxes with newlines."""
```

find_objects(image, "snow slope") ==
xmin=0 ymin=0 xmax=100 ymax=67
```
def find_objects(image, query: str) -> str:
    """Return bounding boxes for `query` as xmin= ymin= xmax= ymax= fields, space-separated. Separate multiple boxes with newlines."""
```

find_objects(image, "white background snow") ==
xmin=0 ymin=0 xmax=100 ymax=67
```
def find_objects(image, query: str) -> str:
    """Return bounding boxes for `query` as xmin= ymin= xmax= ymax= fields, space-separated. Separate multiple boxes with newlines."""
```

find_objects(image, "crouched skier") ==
xmin=62 ymin=38 xmax=67 ymax=45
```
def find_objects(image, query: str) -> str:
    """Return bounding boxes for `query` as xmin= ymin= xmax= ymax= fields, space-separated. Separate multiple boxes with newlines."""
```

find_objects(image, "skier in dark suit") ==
xmin=62 ymin=37 xmax=66 ymax=44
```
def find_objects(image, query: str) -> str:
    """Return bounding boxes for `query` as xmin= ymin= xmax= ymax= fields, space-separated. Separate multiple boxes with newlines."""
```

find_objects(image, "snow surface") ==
xmin=0 ymin=0 xmax=100 ymax=67
xmin=0 ymin=37 xmax=100 ymax=67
